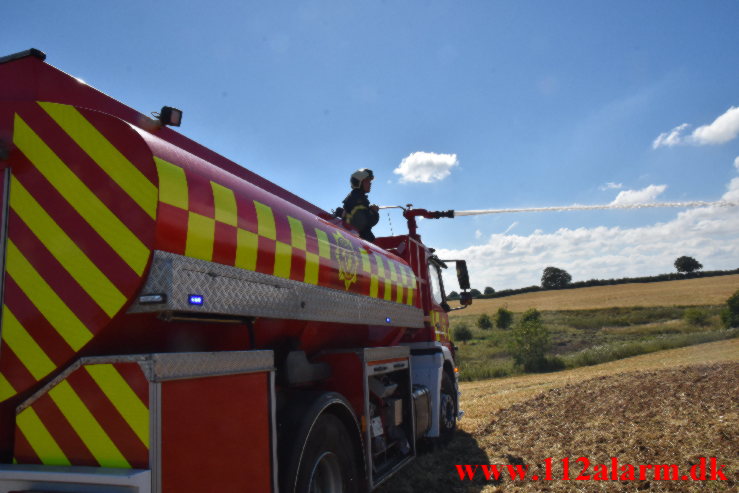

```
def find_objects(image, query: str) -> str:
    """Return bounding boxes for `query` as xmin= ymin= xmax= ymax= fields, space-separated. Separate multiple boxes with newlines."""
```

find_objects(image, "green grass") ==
xmin=452 ymin=305 xmax=738 ymax=381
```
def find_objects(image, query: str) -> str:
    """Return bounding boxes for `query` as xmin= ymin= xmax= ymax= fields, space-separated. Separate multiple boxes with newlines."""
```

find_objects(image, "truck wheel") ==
xmin=438 ymin=371 xmax=457 ymax=444
xmin=295 ymin=413 xmax=360 ymax=493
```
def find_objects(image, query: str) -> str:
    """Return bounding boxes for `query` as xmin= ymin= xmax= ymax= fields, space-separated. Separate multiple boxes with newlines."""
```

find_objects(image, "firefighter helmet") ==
xmin=350 ymin=168 xmax=374 ymax=189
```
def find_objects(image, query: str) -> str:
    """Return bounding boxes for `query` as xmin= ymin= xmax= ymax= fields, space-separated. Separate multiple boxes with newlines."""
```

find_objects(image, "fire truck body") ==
xmin=0 ymin=49 xmax=470 ymax=492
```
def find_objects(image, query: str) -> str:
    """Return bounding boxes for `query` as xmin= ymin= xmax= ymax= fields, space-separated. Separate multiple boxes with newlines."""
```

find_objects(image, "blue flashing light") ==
xmin=188 ymin=294 xmax=204 ymax=306
xmin=385 ymin=317 xmax=392 ymax=324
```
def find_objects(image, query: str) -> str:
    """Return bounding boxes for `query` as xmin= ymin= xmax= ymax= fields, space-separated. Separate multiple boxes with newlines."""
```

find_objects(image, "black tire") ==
xmin=438 ymin=371 xmax=457 ymax=444
xmin=294 ymin=413 xmax=361 ymax=493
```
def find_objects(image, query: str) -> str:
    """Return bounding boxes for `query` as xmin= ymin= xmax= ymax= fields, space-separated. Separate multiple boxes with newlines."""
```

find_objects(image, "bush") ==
xmin=683 ymin=308 xmax=710 ymax=327
xmin=722 ymin=289 xmax=739 ymax=328
xmin=508 ymin=316 xmax=551 ymax=372
xmin=495 ymin=307 xmax=514 ymax=330
xmin=453 ymin=323 xmax=473 ymax=344
xmin=477 ymin=314 xmax=493 ymax=330
xmin=521 ymin=308 xmax=542 ymax=323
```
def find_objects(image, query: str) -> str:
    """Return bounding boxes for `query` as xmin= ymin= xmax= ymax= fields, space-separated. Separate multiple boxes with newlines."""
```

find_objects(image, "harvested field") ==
xmin=453 ymin=274 xmax=739 ymax=315
xmin=378 ymin=339 xmax=739 ymax=492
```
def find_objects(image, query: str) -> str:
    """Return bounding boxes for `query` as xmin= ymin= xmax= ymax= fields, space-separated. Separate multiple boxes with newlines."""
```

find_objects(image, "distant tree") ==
xmin=541 ymin=267 xmax=572 ymax=289
xmin=484 ymin=286 xmax=495 ymax=295
xmin=495 ymin=307 xmax=514 ymax=330
xmin=453 ymin=323 xmax=473 ymax=344
xmin=447 ymin=291 xmax=460 ymax=300
xmin=720 ymin=289 xmax=739 ymax=328
xmin=674 ymin=256 xmax=703 ymax=274
xmin=470 ymin=288 xmax=482 ymax=298
xmin=477 ymin=314 xmax=493 ymax=330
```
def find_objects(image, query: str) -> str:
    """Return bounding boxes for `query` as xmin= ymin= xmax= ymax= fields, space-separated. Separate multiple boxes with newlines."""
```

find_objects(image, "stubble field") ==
xmin=379 ymin=339 xmax=738 ymax=492
xmin=378 ymin=276 xmax=739 ymax=492
xmin=452 ymin=274 xmax=739 ymax=315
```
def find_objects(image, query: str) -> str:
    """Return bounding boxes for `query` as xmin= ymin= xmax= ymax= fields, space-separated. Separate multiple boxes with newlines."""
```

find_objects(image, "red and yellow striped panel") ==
xmin=153 ymin=157 xmax=418 ymax=307
xmin=0 ymin=102 xmax=157 ymax=403
xmin=14 ymin=362 xmax=150 ymax=469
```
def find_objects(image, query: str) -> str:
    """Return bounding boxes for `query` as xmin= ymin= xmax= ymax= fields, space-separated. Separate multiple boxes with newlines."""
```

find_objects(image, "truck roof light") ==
xmin=0 ymin=48 xmax=46 ymax=65
xmin=158 ymin=106 xmax=183 ymax=127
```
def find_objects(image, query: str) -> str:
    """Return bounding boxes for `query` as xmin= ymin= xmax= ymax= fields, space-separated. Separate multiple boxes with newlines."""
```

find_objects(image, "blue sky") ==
xmin=7 ymin=1 xmax=739 ymax=290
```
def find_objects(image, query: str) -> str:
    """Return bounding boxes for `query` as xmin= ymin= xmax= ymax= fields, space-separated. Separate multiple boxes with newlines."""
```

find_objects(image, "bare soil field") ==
xmin=453 ymin=274 xmax=739 ymax=315
xmin=378 ymin=339 xmax=739 ymax=492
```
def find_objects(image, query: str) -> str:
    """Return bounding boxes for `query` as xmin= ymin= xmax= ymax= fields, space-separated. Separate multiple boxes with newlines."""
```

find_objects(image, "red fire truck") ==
xmin=0 ymin=49 xmax=472 ymax=493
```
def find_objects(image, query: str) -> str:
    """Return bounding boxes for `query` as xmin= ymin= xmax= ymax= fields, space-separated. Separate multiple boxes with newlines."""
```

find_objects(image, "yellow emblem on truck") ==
xmin=333 ymin=231 xmax=358 ymax=290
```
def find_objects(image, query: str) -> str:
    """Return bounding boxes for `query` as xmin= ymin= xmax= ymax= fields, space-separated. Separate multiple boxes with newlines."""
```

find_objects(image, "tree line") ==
xmin=448 ymin=256 xmax=738 ymax=301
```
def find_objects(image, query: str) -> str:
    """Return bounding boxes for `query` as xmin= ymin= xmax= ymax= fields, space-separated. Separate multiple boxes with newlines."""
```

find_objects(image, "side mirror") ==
xmin=459 ymin=291 xmax=473 ymax=306
xmin=456 ymin=260 xmax=470 ymax=291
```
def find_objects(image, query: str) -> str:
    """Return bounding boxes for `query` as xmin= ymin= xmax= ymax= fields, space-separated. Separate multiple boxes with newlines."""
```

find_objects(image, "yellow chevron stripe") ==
xmin=155 ymin=158 xmax=188 ymax=209
xmin=212 ymin=182 xmax=237 ymax=226
xmin=10 ymin=178 xmax=126 ymax=317
xmin=274 ymin=242 xmax=292 ymax=279
xmin=13 ymin=115 xmax=149 ymax=276
xmin=370 ymin=275 xmax=379 ymax=298
xmin=49 ymin=381 xmax=130 ymax=468
xmin=235 ymin=229 xmax=258 ymax=271
xmin=84 ymin=364 xmax=149 ymax=448
xmin=6 ymin=241 xmax=92 ymax=351
xmin=16 ymin=407 xmax=70 ymax=466
xmin=305 ymin=252 xmax=319 ymax=285
xmin=315 ymin=229 xmax=331 ymax=259
xmin=360 ymin=249 xmax=371 ymax=272
xmin=39 ymin=102 xmax=157 ymax=219
xmin=254 ymin=201 xmax=276 ymax=240
xmin=185 ymin=212 xmax=215 ymax=261
xmin=1 ymin=306 xmax=55 ymax=379
xmin=374 ymin=253 xmax=385 ymax=277
xmin=0 ymin=372 xmax=16 ymax=402
xmin=407 ymin=288 xmax=414 ymax=306
xmin=383 ymin=280 xmax=392 ymax=301
xmin=287 ymin=217 xmax=306 ymax=250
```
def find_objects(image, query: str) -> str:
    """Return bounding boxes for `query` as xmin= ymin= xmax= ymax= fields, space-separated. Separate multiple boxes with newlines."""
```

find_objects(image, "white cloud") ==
xmin=393 ymin=151 xmax=459 ymax=183
xmin=438 ymin=165 xmax=739 ymax=291
xmin=599 ymin=182 xmax=623 ymax=191
xmin=652 ymin=123 xmax=690 ymax=149
xmin=734 ymin=156 xmax=739 ymax=170
xmin=653 ymin=106 xmax=739 ymax=148
xmin=475 ymin=229 xmax=482 ymax=239
xmin=610 ymin=184 xmax=667 ymax=205
xmin=692 ymin=106 xmax=739 ymax=145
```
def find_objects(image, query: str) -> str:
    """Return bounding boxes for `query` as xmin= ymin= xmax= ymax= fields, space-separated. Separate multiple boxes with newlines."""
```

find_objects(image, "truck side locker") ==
xmin=0 ymin=351 xmax=276 ymax=493
xmin=317 ymin=346 xmax=421 ymax=491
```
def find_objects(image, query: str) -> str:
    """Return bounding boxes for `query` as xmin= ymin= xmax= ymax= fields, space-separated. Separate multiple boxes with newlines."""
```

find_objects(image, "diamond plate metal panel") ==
xmin=129 ymin=251 xmax=424 ymax=328
xmin=145 ymin=351 xmax=274 ymax=382
xmin=362 ymin=346 xmax=410 ymax=363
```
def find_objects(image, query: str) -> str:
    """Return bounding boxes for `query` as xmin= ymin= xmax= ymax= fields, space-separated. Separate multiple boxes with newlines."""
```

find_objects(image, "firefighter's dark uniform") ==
xmin=342 ymin=188 xmax=379 ymax=242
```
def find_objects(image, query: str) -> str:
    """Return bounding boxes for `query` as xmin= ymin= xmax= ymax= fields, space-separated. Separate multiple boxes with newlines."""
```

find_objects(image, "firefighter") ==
xmin=342 ymin=168 xmax=380 ymax=242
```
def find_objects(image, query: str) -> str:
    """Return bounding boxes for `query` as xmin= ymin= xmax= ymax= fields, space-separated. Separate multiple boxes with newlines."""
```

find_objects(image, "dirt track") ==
xmin=379 ymin=344 xmax=738 ymax=492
